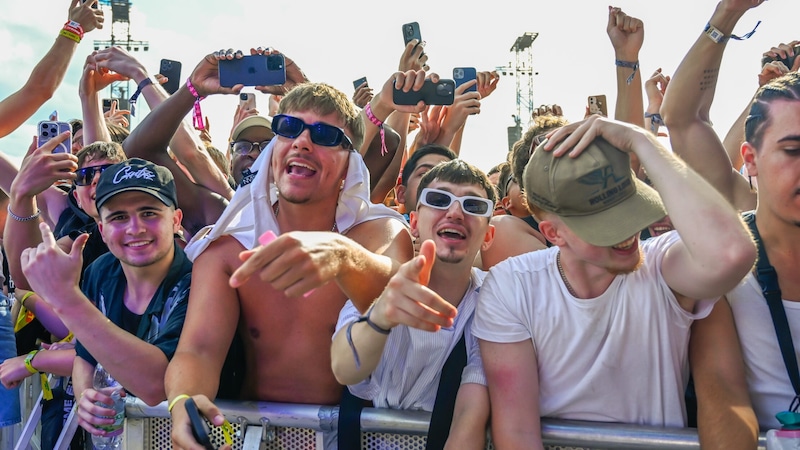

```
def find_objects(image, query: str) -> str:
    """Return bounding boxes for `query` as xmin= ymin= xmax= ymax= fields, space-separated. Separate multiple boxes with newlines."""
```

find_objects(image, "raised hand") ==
xmin=11 ymin=133 xmax=77 ymax=199
xmin=250 ymin=47 xmax=309 ymax=95
xmin=353 ymin=82 xmax=373 ymax=109
xmin=399 ymin=40 xmax=429 ymax=72
xmin=607 ymin=6 xmax=644 ymax=60
xmin=645 ymin=68 xmax=670 ymax=111
xmin=476 ymin=71 xmax=500 ymax=100
xmin=69 ymin=0 xmax=104 ymax=33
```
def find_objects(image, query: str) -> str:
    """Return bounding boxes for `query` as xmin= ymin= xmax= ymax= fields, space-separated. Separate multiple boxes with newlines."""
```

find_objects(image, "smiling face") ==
xmin=98 ymin=191 xmax=181 ymax=269
xmin=269 ymin=110 xmax=351 ymax=206
xmin=230 ymin=126 xmax=272 ymax=186
xmin=410 ymin=180 xmax=494 ymax=265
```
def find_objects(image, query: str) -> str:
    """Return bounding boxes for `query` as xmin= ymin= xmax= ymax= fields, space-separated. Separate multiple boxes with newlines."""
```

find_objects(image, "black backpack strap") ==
xmin=425 ymin=332 xmax=468 ymax=450
xmin=338 ymin=387 xmax=367 ymax=449
xmin=2 ymin=246 xmax=14 ymax=295
xmin=743 ymin=211 xmax=800 ymax=395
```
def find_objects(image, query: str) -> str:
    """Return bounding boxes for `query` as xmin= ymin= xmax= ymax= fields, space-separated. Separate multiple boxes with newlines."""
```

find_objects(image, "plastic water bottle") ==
xmin=91 ymin=363 xmax=125 ymax=449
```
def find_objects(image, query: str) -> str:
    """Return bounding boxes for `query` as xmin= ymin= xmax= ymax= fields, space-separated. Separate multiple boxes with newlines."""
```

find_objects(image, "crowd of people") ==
xmin=0 ymin=0 xmax=798 ymax=449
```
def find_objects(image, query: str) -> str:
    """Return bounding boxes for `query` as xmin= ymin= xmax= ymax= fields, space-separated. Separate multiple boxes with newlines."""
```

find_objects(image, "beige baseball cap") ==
xmin=523 ymin=137 xmax=666 ymax=247
xmin=230 ymin=115 xmax=274 ymax=142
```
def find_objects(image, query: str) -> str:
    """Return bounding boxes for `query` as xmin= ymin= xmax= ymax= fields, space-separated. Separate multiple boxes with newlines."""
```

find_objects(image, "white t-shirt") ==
xmin=334 ymin=268 xmax=487 ymax=411
xmin=728 ymin=272 xmax=800 ymax=430
xmin=473 ymin=231 xmax=716 ymax=427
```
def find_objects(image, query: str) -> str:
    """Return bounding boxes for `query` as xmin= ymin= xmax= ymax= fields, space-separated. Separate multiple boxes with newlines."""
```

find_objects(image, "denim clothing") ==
xmin=0 ymin=294 xmax=21 ymax=427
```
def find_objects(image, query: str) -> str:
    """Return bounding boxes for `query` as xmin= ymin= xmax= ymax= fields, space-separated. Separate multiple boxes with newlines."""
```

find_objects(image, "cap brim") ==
xmin=96 ymin=187 xmax=175 ymax=211
xmin=560 ymin=178 xmax=667 ymax=247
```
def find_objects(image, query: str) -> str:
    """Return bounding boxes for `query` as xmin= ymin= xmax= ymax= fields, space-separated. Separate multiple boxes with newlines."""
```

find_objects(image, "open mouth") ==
xmin=611 ymin=235 xmax=637 ymax=251
xmin=126 ymin=240 xmax=151 ymax=248
xmin=437 ymin=228 xmax=466 ymax=240
xmin=649 ymin=225 xmax=674 ymax=236
xmin=287 ymin=162 xmax=316 ymax=177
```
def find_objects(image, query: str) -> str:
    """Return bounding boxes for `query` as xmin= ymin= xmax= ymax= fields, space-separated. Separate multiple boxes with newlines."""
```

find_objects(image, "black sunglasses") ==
xmin=74 ymin=164 xmax=113 ymax=186
xmin=271 ymin=114 xmax=353 ymax=150
xmin=230 ymin=140 xmax=270 ymax=155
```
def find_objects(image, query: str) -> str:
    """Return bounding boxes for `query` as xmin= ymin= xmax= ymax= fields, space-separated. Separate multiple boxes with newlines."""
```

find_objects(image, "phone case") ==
xmin=393 ymin=79 xmax=455 ymax=106
xmin=38 ymin=121 xmax=72 ymax=153
xmin=588 ymin=95 xmax=608 ymax=117
xmin=453 ymin=67 xmax=477 ymax=93
xmin=402 ymin=22 xmax=422 ymax=45
xmin=185 ymin=398 xmax=214 ymax=450
xmin=219 ymin=55 xmax=286 ymax=88
xmin=239 ymin=93 xmax=256 ymax=110
xmin=353 ymin=77 xmax=368 ymax=90
xmin=159 ymin=59 xmax=182 ymax=95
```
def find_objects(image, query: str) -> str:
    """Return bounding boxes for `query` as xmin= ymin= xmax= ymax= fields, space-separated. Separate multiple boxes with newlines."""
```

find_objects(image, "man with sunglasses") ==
xmin=228 ymin=115 xmax=274 ymax=188
xmin=164 ymin=58 xmax=414 ymax=448
xmin=331 ymin=159 xmax=496 ymax=448
xmin=473 ymin=116 xmax=756 ymax=449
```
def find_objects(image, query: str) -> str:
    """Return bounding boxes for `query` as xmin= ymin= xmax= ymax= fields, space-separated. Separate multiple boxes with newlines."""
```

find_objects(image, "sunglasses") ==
xmin=271 ymin=114 xmax=353 ymax=150
xmin=419 ymin=188 xmax=494 ymax=217
xmin=230 ymin=140 xmax=270 ymax=155
xmin=74 ymin=164 xmax=113 ymax=186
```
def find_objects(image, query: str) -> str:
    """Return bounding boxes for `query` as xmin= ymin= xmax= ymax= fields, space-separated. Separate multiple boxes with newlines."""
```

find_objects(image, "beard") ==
xmin=608 ymin=249 xmax=645 ymax=276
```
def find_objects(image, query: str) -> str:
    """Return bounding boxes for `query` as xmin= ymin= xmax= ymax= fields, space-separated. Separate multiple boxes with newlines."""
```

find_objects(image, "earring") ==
xmin=748 ymin=176 xmax=753 ymax=191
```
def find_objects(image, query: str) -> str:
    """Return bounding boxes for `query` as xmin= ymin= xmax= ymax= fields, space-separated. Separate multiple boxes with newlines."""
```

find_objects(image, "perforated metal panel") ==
xmin=363 ymin=431 xmax=428 ymax=450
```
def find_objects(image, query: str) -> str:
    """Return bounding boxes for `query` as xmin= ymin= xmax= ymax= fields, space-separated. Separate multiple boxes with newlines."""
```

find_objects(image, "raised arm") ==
xmin=0 ymin=0 xmax=103 ymax=138
xmin=546 ymin=116 xmax=756 ymax=304
xmin=661 ymin=0 xmax=763 ymax=211
xmin=607 ymin=6 xmax=645 ymax=129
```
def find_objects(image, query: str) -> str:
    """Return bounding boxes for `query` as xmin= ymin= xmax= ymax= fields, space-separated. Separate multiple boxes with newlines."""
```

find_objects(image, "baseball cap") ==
xmin=95 ymin=158 xmax=178 ymax=211
xmin=523 ymin=137 xmax=666 ymax=247
xmin=230 ymin=115 xmax=274 ymax=142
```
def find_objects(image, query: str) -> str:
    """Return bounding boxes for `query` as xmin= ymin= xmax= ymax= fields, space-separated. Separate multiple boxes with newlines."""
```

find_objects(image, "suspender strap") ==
xmin=743 ymin=211 xmax=800 ymax=395
xmin=338 ymin=387 xmax=367 ymax=449
xmin=426 ymin=333 xmax=467 ymax=450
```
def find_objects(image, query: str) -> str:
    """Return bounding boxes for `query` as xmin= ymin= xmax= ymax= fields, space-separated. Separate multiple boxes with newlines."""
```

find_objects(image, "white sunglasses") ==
xmin=419 ymin=188 xmax=494 ymax=217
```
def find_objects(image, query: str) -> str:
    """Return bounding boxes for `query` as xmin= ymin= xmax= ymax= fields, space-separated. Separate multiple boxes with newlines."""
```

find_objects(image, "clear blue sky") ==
xmin=0 ymin=0 xmax=792 ymax=172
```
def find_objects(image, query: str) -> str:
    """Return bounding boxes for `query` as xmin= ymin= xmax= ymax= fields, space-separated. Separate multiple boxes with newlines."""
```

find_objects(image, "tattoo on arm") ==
xmin=700 ymin=68 xmax=719 ymax=91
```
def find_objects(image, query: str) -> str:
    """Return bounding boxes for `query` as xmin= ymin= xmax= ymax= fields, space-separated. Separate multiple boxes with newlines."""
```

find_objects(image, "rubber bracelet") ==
xmin=24 ymin=350 xmax=39 ymax=374
xmin=614 ymin=59 xmax=639 ymax=85
xmin=63 ymin=20 xmax=85 ymax=38
xmin=365 ymin=102 xmax=388 ymax=156
xmin=59 ymin=28 xmax=81 ymax=43
xmin=185 ymin=79 xmax=206 ymax=131
xmin=129 ymin=77 xmax=155 ymax=117
xmin=7 ymin=206 xmax=41 ymax=222
xmin=168 ymin=394 xmax=191 ymax=413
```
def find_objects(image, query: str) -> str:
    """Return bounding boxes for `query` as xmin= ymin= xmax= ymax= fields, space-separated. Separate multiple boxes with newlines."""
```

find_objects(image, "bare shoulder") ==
xmin=344 ymin=217 xmax=411 ymax=254
xmin=482 ymin=215 xmax=547 ymax=270
xmin=490 ymin=215 xmax=546 ymax=244
xmin=194 ymin=235 xmax=246 ymax=273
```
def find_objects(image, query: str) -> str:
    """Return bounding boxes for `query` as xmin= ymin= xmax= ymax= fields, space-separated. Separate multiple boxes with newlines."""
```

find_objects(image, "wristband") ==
xmin=59 ymin=28 xmax=81 ymax=43
xmin=365 ymin=102 xmax=388 ymax=156
xmin=644 ymin=112 xmax=665 ymax=134
xmin=7 ymin=205 xmax=41 ymax=222
xmin=345 ymin=305 xmax=391 ymax=369
xmin=19 ymin=291 xmax=34 ymax=309
xmin=168 ymin=394 xmax=191 ymax=413
xmin=24 ymin=350 xmax=39 ymax=374
xmin=703 ymin=20 xmax=761 ymax=44
xmin=185 ymin=79 xmax=206 ymax=131
xmin=63 ymin=20 xmax=84 ymax=38
xmin=129 ymin=77 xmax=155 ymax=117
xmin=615 ymin=59 xmax=639 ymax=85
xmin=363 ymin=306 xmax=391 ymax=335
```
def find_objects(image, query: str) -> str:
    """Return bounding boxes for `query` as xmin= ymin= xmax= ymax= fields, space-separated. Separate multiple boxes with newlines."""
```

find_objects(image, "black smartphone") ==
xmin=219 ymin=54 xmax=286 ymax=88
xmin=102 ymin=98 xmax=114 ymax=113
xmin=402 ymin=22 xmax=422 ymax=46
xmin=185 ymin=398 xmax=214 ymax=450
xmin=393 ymin=79 xmax=455 ymax=106
xmin=37 ymin=121 xmax=72 ymax=154
xmin=353 ymin=77 xmax=368 ymax=90
xmin=159 ymin=59 xmax=182 ymax=95
xmin=453 ymin=67 xmax=477 ymax=93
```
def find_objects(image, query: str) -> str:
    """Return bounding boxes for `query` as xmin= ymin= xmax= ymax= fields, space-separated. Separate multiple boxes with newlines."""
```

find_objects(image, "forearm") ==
xmin=722 ymin=98 xmax=752 ymax=171
xmin=29 ymin=349 xmax=76 ymax=377
xmin=614 ymin=65 xmax=644 ymax=129
xmin=80 ymin=90 xmax=111 ymax=144
xmin=72 ymin=356 xmax=93 ymax=401
xmin=447 ymin=125 xmax=465 ymax=156
xmin=444 ymin=383 xmax=489 ymax=450
xmin=331 ymin=322 xmax=389 ymax=385
xmin=170 ymin=121 xmax=234 ymax=200
xmin=337 ymin=247 xmax=399 ymax=312
xmin=21 ymin=293 xmax=69 ymax=339
xmin=165 ymin=351 xmax=224 ymax=403
xmin=5 ymin=195 xmax=45 ymax=290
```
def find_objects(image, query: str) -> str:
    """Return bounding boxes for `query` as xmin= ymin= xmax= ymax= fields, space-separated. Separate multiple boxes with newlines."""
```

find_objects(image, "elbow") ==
xmin=330 ymin=349 xmax=364 ymax=386
xmin=711 ymin=236 xmax=757 ymax=293
xmin=139 ymin=388 xmax=168 ymax=407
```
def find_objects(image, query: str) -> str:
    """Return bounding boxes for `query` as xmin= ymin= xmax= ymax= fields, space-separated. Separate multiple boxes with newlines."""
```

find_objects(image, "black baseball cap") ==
xmin=95 ymin=158 xmax=178 ymax=211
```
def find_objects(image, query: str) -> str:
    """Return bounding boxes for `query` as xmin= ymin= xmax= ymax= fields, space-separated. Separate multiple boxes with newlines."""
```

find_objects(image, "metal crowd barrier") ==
xmin=15 ymin=377 xmax=769 ymax=450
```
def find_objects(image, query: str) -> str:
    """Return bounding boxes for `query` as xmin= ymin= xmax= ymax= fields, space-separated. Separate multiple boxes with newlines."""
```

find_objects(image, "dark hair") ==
xmin=69 ymin=118 xmax=83 ymax=135
xmin=745 ymin=72 xmax=800 ymax=150
xmin=401 ymin=144 xmax=457 ymax=187
xmin=105 ymin=122 xmax=130 ymax=144
xmin=76 ymin=141 xmax=127 ymax=168
xmin=416 ymin=159 xmax=497 ymax=214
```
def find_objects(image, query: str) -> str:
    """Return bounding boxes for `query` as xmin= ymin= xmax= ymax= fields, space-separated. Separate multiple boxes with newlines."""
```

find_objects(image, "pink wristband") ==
xmin=365 ymin=103 xmax=388 ymax=156
xmin=185 ymin=79 xmax=205 ymax=130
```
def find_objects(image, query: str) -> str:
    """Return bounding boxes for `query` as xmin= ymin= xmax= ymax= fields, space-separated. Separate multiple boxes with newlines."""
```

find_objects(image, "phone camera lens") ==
xmin=42 ymin=131 xmax=49 ymax=137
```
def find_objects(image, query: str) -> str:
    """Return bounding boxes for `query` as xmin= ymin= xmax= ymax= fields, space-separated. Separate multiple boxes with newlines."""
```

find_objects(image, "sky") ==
xmin=0 ymin=0 xmax=794 ymax=174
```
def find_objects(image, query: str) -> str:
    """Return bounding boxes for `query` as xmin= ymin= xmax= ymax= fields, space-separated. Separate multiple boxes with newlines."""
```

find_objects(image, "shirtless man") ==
xmin=164 ymin=51 xmax=418 ymax=449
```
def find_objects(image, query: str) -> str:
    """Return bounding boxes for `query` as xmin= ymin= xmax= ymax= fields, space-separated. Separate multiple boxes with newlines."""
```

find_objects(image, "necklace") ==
xmin=273 ymin=202 xmax=338 ymax=232
xmin=556 ymin=251 xmax=578 ymax=297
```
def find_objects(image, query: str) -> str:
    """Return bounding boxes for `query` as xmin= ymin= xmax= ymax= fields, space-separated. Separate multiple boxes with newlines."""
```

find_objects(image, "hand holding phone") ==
xmin=453 ymin=68 xmax=477 ymax=93
xmin=588 ymin=95 xmax=608 ymax=117
xmin=38 ymin=121 xmax=72 ymax=154
xmin=159 ymin=59 xmax=183 ymax=95
xmin=239 ymin=93 xmax=256 ymax=111
xmin=353 ymin=77 xmax=368 ymax=90
xmin=402 ymin=22 xmax=422 ymax=47
xmin=219 ymin=54 xmax=286 ymax=88
xmin=185 ymin=398 xmax=215 ymax=450
xmin=393 ymin=79 xmax=455 ymax=106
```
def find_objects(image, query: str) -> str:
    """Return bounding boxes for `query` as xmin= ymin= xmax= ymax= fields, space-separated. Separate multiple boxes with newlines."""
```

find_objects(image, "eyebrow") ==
xmin=102 ymin=204 xmax=164 ymax=219
xmin=777 ymin=134 xmax=800 ymax=143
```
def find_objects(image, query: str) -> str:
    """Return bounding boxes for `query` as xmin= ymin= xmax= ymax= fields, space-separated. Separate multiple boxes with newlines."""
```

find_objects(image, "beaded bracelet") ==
xmin=365 ymin=102 xmax=388 ymax=156
xmin=7 ymin=205 xmax=41 ymax=222
xmin=185 ymin=79 xmax=206 ymax=131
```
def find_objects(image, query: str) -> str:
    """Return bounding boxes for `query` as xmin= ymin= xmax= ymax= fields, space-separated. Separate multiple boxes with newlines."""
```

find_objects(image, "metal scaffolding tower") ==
xmin=496 ymin=32 xmax=539 ymax=151
xmin=91 ymin=0 xmax=150 ymax=117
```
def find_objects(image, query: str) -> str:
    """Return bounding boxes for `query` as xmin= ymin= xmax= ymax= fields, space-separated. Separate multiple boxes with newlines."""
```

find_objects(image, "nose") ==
xmin=445 ymin=199 xmax=465 ymax=219
xmin=126 ymin=215 xmax=145 ymax=234
xmin=292 ymin=129 xmax=314 ymax=151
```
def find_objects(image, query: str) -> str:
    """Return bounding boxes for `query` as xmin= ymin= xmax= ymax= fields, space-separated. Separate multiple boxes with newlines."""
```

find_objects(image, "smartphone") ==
xmin=159 ymin=59 xmax=183 ymax=95
xmin=353 ymin=77 xmax=368 ymax=90
xmin=402 ymin=22 xmax=422 ymax=46
xmin=219 ymin=54 xmax=286 ymax=88
xmin=761 ymin=44 xmax=800 ymax=70
xmin=38 ymin=121 xmax=72 ymax=154
xmin=185 ymin=398 xmax=214 ymax=450
xmin=239 ymin=93 xmax=256 ymax=110
xmin=453 ymin=67 xmax=477 ymax=93
xmin=588 ymin=95 xmax=608 ymax=117
xmin=393 ymin=79 xmax=455 ymax=106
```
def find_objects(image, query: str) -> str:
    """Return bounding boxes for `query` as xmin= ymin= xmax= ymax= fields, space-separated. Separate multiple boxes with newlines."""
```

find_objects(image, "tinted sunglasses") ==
xmin=74 ymin=164 xmax=113 ymax=186
xmin=271 ymin=114 xmax=353 ymax=150
xmin=230 ymin=140 xmax=270 ymax=155
xmin=419 ymin=188 xmax=494 ymax=217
